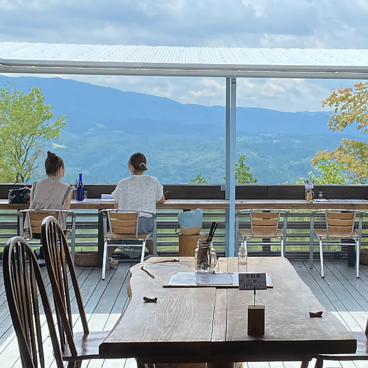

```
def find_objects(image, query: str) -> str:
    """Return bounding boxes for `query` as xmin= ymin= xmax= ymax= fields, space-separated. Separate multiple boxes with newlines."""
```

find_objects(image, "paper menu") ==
xmin=101 ymin=194 xmax=114 ymax=201
xmin=195 ymin=272 xmax=234 ymax=285
xmin=164 ymin=272 xmax=273 ymax=288
xmin=166 ymin=272 xmax=237 ymax=287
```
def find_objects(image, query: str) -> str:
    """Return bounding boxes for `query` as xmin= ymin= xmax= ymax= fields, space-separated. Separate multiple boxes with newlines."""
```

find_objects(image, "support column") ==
xmin=225 ymin=77 xmax=236 ymax=257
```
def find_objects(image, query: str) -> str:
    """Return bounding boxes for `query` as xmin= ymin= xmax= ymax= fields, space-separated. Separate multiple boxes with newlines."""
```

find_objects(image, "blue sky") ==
xmin=1 ymin=0 xmax=368 ymax=111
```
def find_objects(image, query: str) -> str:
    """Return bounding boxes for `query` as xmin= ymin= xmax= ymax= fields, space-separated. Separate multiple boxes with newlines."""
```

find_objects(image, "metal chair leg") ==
xmin=235 ymin=213 xmax=240 ymax=250
xmin=314 ymin=358 xmax=323 ymax=368
xmin=102 ymin=240 xmax=108 ymax=280
xmin=356 ymin=240 xmax=360 ymax=278
xmin=141 ymin=240 xmax=146 ymax=263
xmin=71 ymin=213 xmax=76 ymax=264
xmin=319 ymin=239 xmax=325 ymax=278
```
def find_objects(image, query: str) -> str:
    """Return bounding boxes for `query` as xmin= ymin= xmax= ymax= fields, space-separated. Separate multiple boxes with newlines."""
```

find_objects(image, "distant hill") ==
xmin=0 ymin=75 xmax=364 ymax=138
xmin=0 ymin=75 xmax=366 ymax=184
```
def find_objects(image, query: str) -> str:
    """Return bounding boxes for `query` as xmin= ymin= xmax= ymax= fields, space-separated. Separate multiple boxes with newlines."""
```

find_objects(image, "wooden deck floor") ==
xmin=1 ymin=259 xmax=368 ymax=368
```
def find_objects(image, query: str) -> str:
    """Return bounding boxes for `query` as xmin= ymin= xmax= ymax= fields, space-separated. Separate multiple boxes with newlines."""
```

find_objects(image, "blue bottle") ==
xmin=76 ymin=173 xmax=85 ymax=201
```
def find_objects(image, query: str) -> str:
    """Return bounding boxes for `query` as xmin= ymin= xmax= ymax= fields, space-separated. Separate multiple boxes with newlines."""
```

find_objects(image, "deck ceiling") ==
xmin=1 ymin=42 xmax=368 ymax=79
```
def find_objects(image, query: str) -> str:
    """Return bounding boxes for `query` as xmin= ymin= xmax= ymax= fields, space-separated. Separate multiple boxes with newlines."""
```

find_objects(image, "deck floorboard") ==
xmin=0 ymin=259 xmax=367 ymax=368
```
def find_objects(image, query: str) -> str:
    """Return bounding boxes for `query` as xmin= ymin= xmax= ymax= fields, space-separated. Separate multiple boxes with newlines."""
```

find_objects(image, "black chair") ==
xmin=41 ymin=215 xmax=167 ymax=368
xmin=40 ymin=215 xmax=110 ymax=366
xmin=3 ymin=236 xmax=64 ymax=368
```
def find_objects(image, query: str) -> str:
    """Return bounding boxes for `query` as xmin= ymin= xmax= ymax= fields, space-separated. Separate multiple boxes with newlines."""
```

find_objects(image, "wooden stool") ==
xmin=178 ymin=233 xmax=204 ymax=256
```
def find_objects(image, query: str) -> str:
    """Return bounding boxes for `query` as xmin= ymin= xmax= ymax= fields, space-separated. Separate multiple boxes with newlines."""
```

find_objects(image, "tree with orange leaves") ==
xmin=312 ymin=82 xmax=368 ymax=183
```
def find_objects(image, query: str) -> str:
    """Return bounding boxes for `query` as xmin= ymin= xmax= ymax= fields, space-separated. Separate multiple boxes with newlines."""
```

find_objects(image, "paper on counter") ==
xmin=196 ymin=272 xmax=234 ymax=285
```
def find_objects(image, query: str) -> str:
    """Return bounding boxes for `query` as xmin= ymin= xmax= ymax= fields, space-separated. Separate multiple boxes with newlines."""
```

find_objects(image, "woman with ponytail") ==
xmin=109 ymin=152 xmax=165 ymax=266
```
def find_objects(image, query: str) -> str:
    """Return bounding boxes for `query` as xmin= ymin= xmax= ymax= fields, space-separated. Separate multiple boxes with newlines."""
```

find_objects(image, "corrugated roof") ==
xmin=1 ymin=42 xmax=368 ymax=79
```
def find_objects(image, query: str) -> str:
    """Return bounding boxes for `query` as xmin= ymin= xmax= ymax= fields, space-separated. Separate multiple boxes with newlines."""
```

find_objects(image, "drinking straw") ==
xmin=207 ymin=222 xmax=218 ymax=242
xmin=207 ymin=222 xmax=215 ymax=242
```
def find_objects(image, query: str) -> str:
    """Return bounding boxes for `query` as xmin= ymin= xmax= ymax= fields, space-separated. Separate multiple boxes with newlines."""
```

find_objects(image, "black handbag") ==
xmin=8 ymin=187 xmax=31 ymax=204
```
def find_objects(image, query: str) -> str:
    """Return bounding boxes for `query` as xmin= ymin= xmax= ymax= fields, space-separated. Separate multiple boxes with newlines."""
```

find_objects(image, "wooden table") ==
xmin=99 ymin=257 xmax=356 ymax=367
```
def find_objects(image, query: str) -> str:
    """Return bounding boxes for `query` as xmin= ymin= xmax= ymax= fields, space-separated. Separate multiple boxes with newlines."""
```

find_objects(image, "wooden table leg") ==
xmin=345 ymin=240 xmax=355 ymax=267
xmin=301 ymin=361 xmax=310 ymax=368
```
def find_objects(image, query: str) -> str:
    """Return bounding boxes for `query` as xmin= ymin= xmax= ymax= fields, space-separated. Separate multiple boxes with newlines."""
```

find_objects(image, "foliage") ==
xmin=0 ymin=85 xmax=67 ymax=182
xmin=191 ymin=155 xmax=257 ymax=184
xmin=190 ymin=174 xmax=208 ymax=184
xmin=313 ymin=82 xmax=368 ymax=183
xmin=234 ymin=154 xmax=257 ymax=184
xmin=220 ymin=154 xmax=257 ymax=184
xmin=295 ymin=161 xmax=350 ymax=184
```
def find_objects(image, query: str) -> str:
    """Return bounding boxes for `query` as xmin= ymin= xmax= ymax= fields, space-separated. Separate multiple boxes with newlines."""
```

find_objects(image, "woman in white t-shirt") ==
xmin=109 ymin=152 xmax=165 ymax=266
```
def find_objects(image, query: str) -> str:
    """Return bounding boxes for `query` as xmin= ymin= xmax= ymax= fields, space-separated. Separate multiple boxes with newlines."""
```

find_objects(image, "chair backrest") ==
xmin=20 ymin=209 xmax=64 ymax=240
xmin=41 ymin=216 xmax=89 ymax=358
xmin=3 ymin=236 xmax=64 ymax=368
xmin=28 ymin=210 xmax=60 ymax=235
xmin=325 ymin=211 xmax=356 ymax=238
xmin=250 ymin=210 xmax=280 ymax=237
xmin=107 ymin=210 xmax=140 ymax=239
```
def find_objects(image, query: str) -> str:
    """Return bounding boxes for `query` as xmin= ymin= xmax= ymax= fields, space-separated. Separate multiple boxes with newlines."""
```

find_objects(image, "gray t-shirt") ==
xmin=29 ymin=176 xmax=72 ymax=229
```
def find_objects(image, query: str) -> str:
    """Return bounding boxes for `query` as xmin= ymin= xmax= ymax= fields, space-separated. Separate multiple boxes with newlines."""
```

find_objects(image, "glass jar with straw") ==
xmin=195 ymin=222 xmax=218 ymax=273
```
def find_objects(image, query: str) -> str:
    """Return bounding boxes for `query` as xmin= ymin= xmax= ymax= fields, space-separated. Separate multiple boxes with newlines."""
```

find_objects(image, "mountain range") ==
xmin=0 ymin=75 xmax=365 ymax=184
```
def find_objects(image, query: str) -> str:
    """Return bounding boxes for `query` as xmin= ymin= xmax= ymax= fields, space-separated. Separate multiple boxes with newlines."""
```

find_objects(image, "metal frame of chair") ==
xmin=40 ymin=215 xmax=110 ymax=367
xmin=311 ymin=209 xmax=363 ymax=278
xmin=101 ymin=209 xmax=156 ymax=280
xmin=236 ymin=209 xmax=288 ymax=257
xmin=18 ymin=208 xmax=76 ymax=262
xmin=3 ymin=236 xmax=64 ymax=368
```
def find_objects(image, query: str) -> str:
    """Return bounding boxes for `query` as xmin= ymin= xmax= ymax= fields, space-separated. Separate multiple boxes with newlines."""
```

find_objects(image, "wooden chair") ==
xmin=40 ymin=215 xmax=110 ymax=367
xmin=101 ymin=209 xmax=155 ymax=280
xmin=236 ymin=209 xmax=287 ymax=257
xmin=311 ymin=210 xmax=363 ymax=278
xmin=18 ymin=208 xmax=76 ymax=262
xmin=2 ymin=236 xmax=64 ymax=368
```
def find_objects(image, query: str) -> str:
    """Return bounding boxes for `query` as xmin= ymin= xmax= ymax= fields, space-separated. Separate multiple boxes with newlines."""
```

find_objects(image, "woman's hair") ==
xmin=45 ymin=151 xmax=64 ymax=175
xmin=129 ymin=152 xmax=147 ymax=172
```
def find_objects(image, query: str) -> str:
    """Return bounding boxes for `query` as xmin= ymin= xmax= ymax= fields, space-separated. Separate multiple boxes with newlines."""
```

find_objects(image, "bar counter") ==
xmin=2 ymin=198 xmax=368 ymax=210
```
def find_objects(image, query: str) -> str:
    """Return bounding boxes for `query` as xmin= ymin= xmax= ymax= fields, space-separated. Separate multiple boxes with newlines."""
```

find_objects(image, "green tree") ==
xmin=234 ymin=154 xmax=257 ymax=183
xmin=0 ymin=85 xmax=67 ymax=182
xmin=297 ymin=161 xmax=350 ymax=184
xmin=312 ymin=82 xmax=368 ymax=183
xmin=191 ymin=155 xmax=257 ymax=184
xmin=190 ymin=174 xmax=208 ymax=184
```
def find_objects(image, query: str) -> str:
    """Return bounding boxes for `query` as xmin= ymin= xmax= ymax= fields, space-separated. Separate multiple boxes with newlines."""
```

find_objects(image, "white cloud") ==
xmin=0 ymin=0 xmax=368 ymax=111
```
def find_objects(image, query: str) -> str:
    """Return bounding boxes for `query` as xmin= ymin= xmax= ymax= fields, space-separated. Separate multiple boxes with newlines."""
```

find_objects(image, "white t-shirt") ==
xmin=112 ymin=175 xmax=163 ymax=217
